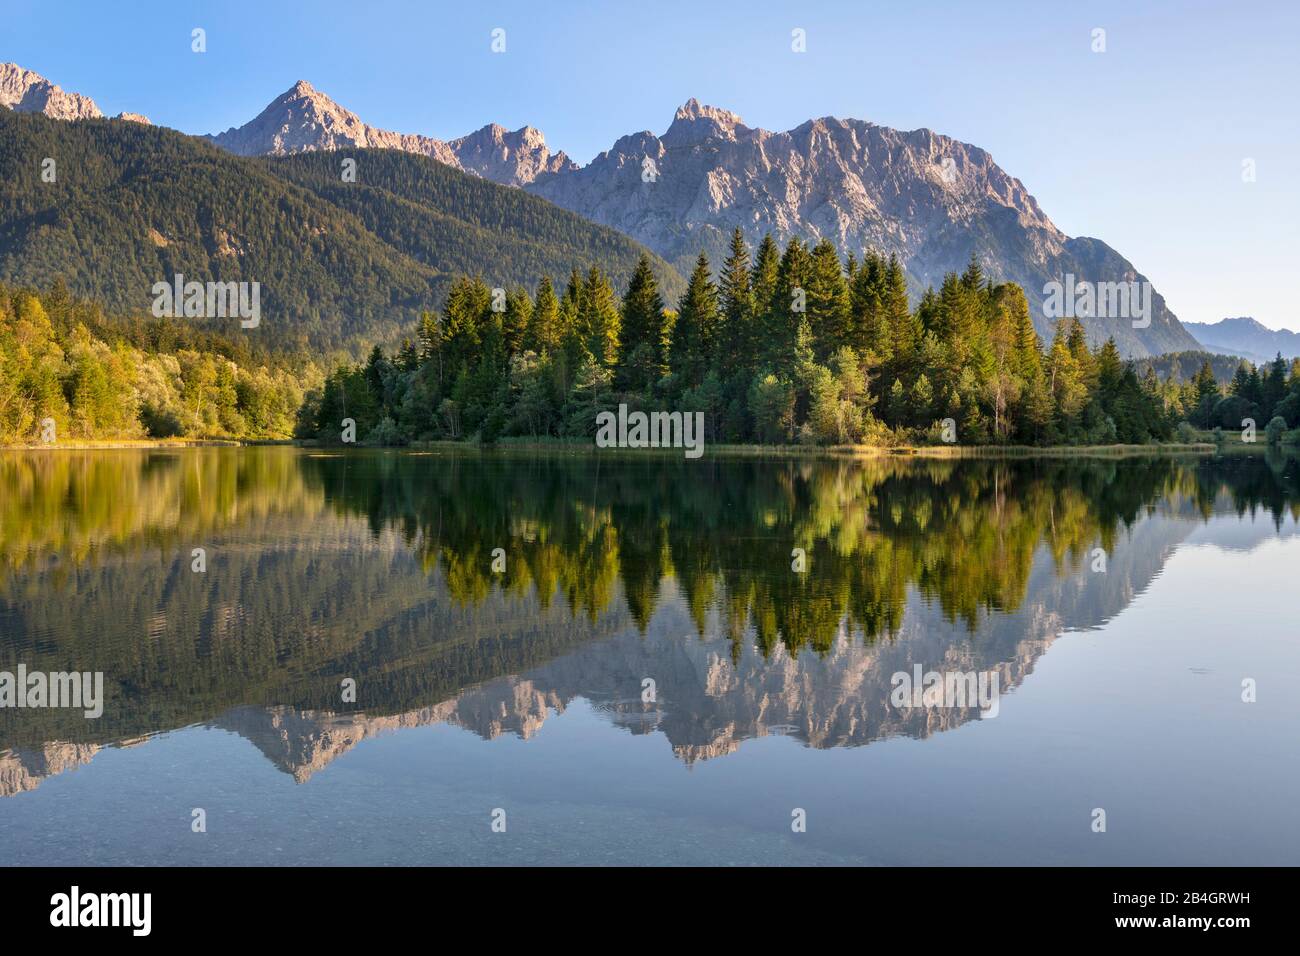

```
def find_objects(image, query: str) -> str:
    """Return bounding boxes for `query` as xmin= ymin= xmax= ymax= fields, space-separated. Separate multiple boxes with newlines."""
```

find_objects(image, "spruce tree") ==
xmin=579 ymin=267 xmax=621 ymax=371
xmin=719 ymin=228 xmax=755 ymax=370
xmin=750 ymin=234 xmax=782 ymax=368
xmin=806 ymin=238 xmax=851 ymax=359
xmin=960 ymin=251 xmax=985 ymax=291
xmin=884 ymin=255 xmax=917 ymax=382
xmin=617 ymin=253 xmax=667 ymax=392
xmin=669 ymin=254 xmax=721 ymax=389
xmin=850 ymin=250 xmax=888 ymax=360
xmin=525 ymin=275 xmax=562 ymax=356
xmin=771 ymin=238 xmax=812 ymax=375
xmin=502 ymin=287 xmax=531 ymax=357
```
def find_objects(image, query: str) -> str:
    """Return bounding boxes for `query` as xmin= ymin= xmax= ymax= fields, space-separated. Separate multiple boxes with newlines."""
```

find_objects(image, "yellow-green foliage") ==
xmin=0 ymin=283 xmax=321 ymax=443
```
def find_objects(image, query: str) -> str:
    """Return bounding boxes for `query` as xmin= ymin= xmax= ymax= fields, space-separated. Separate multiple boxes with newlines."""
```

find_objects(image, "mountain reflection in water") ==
xmin=1 ymin=447 xmax=1298 ymax=796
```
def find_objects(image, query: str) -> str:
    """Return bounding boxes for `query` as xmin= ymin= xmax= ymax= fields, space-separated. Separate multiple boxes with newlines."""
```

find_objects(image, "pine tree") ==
xmin=525 ymin=275 xmax=562 ymax=356
xmin=750 ymin=234 xmax=782 ymax=367
xmin=1008 ymin=292 xmax=1052 ymax=443
xmin=579 ymin=267 xmax=621 ymax=371
xmin=616 ymin=253 xmax=667 ymax=391
xmin=1066 ymin=319 xmax=1098 ymax=393
xmin=884 ymin=255 xmax=918 ymax=383
xmin=417 ymin=309 xmax=444 ymax=389
xmin=1096 ymin=338 xmax=1124 ymax=402
xmin=1191 ymin=360 xmax=1220 ymax=427
xmin=719 ymin=228 xmax=755 ymax=371
xmin=560 ymin=266 xmax=582 ymax=340
xmin=909 ymin=373 xmax=934 ymax=425
xmin=936 ymin=272 xmax=982 ymax=366
xmin=441 ymin=276 xmax=491 ymax=390
xmin=1194 ymin=360 xmax=1220 ymax=404
xmin=502 ymin=287 xmax=532 ymax=357
xmin=806 ymin=238 xmax=851 ymax=359
xmin=986 ymin=294 xmax=1019 ymax=440
xmin=669 ymin=254 xmax=721 ymax=389
xmin=850 ymin=250 xmax=889 ymax=360
xmin=771 ymin=238 xmax=812 ymax=375
xmin=960 ymin=251 xmax=985 ymax=291
xmin=1262 ymin=353 xmax=1288 ymax=419
xmin=886 ymin=378 xmax=907 ymax=425
xmin=1048 ymin=320 xmax=1086 ymax=424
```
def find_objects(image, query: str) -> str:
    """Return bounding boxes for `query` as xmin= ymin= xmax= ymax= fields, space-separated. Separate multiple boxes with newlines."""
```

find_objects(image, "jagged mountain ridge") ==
xmin=0 ymin=62 xmax=148 ymax=124
xmin=0 ymin=62 xmax=101 ymax=120
xmin=207 ymin=79 xmax=575 ymax=187
xmin=3 ymin=63 xmax=1204 ymax=356
xmin=527 ymin=99 xmax=1200 ymax=357
xmin=203 ymin=81 xmax=1200 ymax=356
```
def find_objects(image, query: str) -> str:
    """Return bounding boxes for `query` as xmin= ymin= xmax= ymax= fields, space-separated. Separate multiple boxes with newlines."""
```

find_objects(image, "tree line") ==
xmin=6 ymin=233 xmax=1299 ymax=448
xmin=1153 ymin=351 xmax=1300 ymax=440
xmin=302 ymin=230 xmax=1298 ymax=447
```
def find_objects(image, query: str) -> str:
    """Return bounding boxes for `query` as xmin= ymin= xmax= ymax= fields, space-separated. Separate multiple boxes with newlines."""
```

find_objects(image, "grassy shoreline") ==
xmin=433 ymin=439 xmax=1225 ymax=458
xmin=0 ymin=437 xmax=1230 ymax=457
xmin=0 ymin=438 xmax=256 ymax=449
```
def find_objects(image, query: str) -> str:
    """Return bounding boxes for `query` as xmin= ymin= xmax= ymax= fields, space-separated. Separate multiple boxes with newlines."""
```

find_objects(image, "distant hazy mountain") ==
xmin=527 ymin=99 xmax=1200 ymax=358
xmin=207 ymin=79 xmax=575 ymax=187
xmin=1183 ymin=317 xmax=1300 ymax=363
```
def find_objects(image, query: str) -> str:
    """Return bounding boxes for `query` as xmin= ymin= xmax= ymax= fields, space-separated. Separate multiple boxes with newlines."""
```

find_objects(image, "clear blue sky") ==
xmin=6 ymin=0 xmax=1298 ymax=330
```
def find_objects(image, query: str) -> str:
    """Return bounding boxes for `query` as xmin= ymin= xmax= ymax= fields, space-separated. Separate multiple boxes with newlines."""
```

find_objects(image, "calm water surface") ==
xmin=1 ymin=448 xmax=1297 ymax=865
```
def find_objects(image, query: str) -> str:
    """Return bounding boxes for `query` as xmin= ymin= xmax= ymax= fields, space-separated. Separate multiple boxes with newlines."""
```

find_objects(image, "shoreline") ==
xmin=0 ymin=438 xmax=1233 ymax=458
xmin=0 ymin=439 xmax=259 ymax=449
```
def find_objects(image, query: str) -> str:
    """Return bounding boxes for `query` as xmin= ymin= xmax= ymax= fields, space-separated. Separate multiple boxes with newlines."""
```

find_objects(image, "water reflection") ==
xmin=2 ymin=447 xmax=1298 ymax=795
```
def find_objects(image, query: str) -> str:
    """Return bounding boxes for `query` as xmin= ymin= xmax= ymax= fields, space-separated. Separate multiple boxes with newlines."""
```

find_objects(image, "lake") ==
xmin=1 ymin=447 xmax=1297 ymax=865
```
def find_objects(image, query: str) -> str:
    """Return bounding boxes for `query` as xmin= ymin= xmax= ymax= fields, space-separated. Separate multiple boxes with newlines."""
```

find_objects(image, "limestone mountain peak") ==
xmin=673 ymin=97 xmax=744 ymax=127
xmin=207 ymin=80 xmax=571 ymax=185
xmin=0 ymin=62 xmax=102 ymax=120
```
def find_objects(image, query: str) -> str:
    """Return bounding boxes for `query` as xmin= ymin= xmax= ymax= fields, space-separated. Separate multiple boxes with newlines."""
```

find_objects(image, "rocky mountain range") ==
xmin=525 ymin=99 xmax=1199 ymax=356
xmin=206 ymin=79 xmax=575 ymax=187
xmin=3 ymin=62 xmax=1207 ymax=356
xmin=198 ymin=80 xmax=1201 ymax=354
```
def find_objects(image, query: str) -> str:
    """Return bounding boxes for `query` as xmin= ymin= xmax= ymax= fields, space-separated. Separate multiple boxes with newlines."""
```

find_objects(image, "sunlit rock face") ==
xmin=447 ymin=123 xmax=577 ymax=186
xmin=527 ymin=99 xmax=1200 ymax=356
xmin=0 ymin=60 xmax=1199 ymax=356
xmin=205 ymin=80 xmax=574 ymax=186
xmin=0 ymin=63 xmax=102 ymax=120
xmin=0 ymin=743 xmax=100 ymax=796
